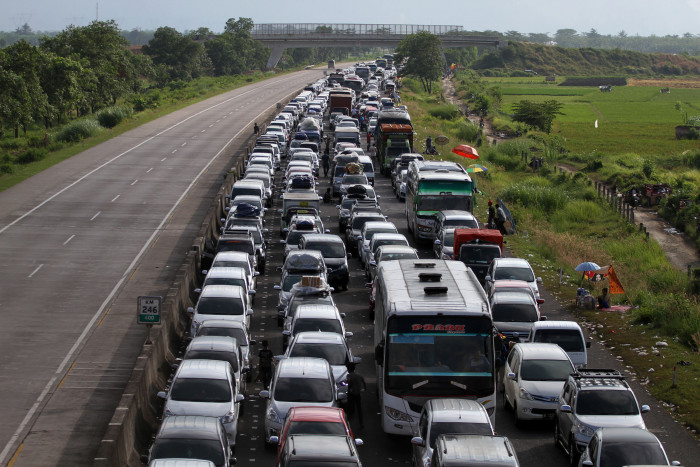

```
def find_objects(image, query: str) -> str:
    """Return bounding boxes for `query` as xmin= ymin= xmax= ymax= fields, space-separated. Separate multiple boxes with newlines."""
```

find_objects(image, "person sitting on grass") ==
xmin=597 ymin=287 xmax=610 ymax=309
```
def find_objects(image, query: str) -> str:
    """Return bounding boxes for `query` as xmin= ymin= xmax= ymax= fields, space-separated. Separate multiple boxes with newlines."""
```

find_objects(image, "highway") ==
xmin=0 ymin=68 xmax=328 ymax=467
xmin=1 ymin=66 xmax=698 ymax=466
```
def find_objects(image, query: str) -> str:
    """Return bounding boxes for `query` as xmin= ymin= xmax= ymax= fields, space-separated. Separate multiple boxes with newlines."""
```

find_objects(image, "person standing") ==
xmin=345 ymin=363 xmax=366 ymax=428
xmin=487 ymin=200 xmax=496 ymax=229
xmin=321 ymin=152 xmax=330 ymax=177
xmin=425 ymin=135 xmax=432 ymax=153
xmin=253 ymin=122 xmax=259 ymax=135
xmin=257 ymin=340 xmax=273 ymax=390
xmin=495 ymin=203 xmax=507 ymax=235
xmin=366 ymin=130 xmax=371 ymax=150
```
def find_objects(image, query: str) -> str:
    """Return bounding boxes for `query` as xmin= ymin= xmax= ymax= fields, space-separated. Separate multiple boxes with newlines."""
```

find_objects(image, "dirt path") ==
xmin=441 ymin=77 xmax=700 ymax=272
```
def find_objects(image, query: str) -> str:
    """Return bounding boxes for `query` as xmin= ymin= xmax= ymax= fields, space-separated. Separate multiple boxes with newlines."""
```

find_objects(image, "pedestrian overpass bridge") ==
xmin=251 ymin=23 xmax=507 ymax=68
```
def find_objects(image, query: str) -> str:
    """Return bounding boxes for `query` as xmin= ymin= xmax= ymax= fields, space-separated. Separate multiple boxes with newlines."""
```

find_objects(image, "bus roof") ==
xmin=376 ymin=259 xmax=489 ymax=315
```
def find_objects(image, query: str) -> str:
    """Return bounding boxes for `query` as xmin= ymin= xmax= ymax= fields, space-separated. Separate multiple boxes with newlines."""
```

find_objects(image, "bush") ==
xmin=55 ymin=119 xmax=101 ymax=143
xmin=15 ymin=148 xmax=47 ymax=164
xmin=429 ymin=104 xmax=461 ymax=120
xmin=500 ymin=177 xmax=569 ymax=213
xmin=0 ymin=163 xmax=14 ymax=174
xmin=96 ymin=106 xmax=133 ymax=129
xmin=454 ymin=120 xmax=480 ymax=141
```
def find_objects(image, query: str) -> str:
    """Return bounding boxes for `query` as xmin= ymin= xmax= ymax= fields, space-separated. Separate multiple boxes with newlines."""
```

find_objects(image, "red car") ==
xmin=270 ymin=406 xmax=362 ymax=465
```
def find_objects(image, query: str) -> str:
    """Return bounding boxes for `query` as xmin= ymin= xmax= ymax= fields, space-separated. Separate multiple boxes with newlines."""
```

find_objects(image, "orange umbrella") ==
xmin=452 ymin=144 xmax=479 ymax=160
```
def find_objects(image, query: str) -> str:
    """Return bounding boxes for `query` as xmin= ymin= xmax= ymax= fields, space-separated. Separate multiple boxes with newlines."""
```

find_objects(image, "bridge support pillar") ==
xmin=266 ymin=46 xmax=285 ymax=69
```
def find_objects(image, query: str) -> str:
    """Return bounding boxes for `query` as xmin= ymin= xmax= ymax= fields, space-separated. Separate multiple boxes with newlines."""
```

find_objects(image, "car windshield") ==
xmin=444 ymin=218 xmax=478 ymax=229
xmin=203 ymin=277 xmax=246 ymax=289
xmin=288 ymin=420 xmax=346 ymax=436
xmin=282 ymin=274 xmax=305 ymax=291
xmin=351 ymin=216 xmax=384 ymax=230
xmin=287 ymin=230 xmax=314 ymax=245
xmin=365 ymin=227 xmax=396 ymax=241
xmin=576 ymin=390 xmax=640 ymax=415
xmin=343 ymin=175 xmax=368 ymax=185
xmin=417 ymin=195 xmax=470 ymax=211
xmin=373 ymin=239 xmax=408 ymax=252
xmin=197 ymin=297 xmax=243 ymax=316
xmin=520 ymin=359 xmax=573 ymax=381
xmin=494 ymin=266 xmax=535 ymax=282
xmin=197 ymin=327 xmax=248 ymax=345
xmin=217 ymin=240 xmax=254 ymax=255
xmin=459 ymin=245 xmax=501 ymax=265
xmin=429 ymin=421 xmax=493 ymax=447
xmin=532 ymin=329 xmax=584 ymax=352
xmin=442 ymin=231 xmax=455 ymax=246
xmin=491 ymin=303 xmax=538 ymax=322
xmin=212 ymin=260 xmax=250 ymax=273
xmin=381 ymin=252 xmax=419 ymax=261
xmin=151 ymin=439 xmax=225 ymax=465
xmin=288 ymin=343 xmax=347 ymax=365
xmin=308 ymin=242 xmax=346 ymax=258
xmin=599 ymin=441 xmax=668 ymax=466
xmin=293 ymin=318 xmax=343 ymax=335
xmin=274 ymin=377 xmax=333 ymax=402
xmin=185 ymin=350 xmax=239 ymax=372
xmin=170 ymin=377 xmax=231 ymax=402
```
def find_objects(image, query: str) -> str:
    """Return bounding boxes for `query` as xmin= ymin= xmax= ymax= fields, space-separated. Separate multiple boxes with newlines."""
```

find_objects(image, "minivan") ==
xmin=357 ymin=155 xmax=375 ymax=186
xmin=528 ymin=320 xmax=590 ymax=368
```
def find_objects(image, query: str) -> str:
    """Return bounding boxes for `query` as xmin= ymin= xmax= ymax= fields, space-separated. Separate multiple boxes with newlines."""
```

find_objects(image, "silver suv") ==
xmin=554 ymin=369 xmax=650 ymax=466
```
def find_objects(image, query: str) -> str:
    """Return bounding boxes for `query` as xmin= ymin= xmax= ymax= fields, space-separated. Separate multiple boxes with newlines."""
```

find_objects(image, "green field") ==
xmin=486 ymin=77 xmax=700 ymax=156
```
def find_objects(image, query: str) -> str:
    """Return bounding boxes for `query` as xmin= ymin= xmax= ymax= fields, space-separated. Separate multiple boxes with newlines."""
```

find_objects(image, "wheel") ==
xmin=502 ymin=391 xmax=511 ymax=411
xmin=568 ymin=435 xmax=579 ymax=466
xmin=554 ymin=421 xmax=561 ymax=447
xmin=512 ymin=402 xmax=521 ymax=428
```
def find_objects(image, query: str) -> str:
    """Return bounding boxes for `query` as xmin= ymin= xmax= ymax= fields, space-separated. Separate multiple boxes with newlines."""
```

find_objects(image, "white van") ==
xmin=527 ymin=320 xmax=590 ymax=368
xmin=357 ymin=155 xmax=375 ymax=186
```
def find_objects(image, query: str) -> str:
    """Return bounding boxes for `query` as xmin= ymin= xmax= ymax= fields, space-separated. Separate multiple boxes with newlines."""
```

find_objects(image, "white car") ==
xmin=503 ymin=343 xmax=575 ymax=425
xmin=188 ymin=285 xmax=253 ymax=336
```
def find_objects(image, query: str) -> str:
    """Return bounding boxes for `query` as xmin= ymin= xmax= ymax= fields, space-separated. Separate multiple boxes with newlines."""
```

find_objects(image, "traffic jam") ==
xmin=140 ymin=57 xmax=681 ymax=467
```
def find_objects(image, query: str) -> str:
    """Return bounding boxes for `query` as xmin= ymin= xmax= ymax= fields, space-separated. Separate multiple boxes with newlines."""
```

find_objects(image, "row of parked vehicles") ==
xmin=141 ymin=62 xmax=681 ymax=466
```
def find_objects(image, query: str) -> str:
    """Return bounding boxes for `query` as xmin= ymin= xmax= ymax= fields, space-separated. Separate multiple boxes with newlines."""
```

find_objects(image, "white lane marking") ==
xmin=161 ymin=157 xmax=167 ymax=162
xmin=209 ymin=124 xmax=214 ymax=128
xmin=90 ymin=211 xmax=101 ymax=221
xmin=201 ymin=129 xmax=206 ymax=133
xmin=131 ymin=180 xmax=138 ymax=186
xmin=28 ymin=264 xmax=43 ymax=278
xmin=111 ymin=195 xmax=120 ymax=202
xmin=146 ymin=168 xmax=153 ymax=173
xmin=63 ymin=235 xmax=75 ymax=245
xmin=171 ymin=149 xmax=177 ymax=154
xmin=0 ymin=71 xmax=325 ymax=462
xmin=181 ymin=142 xmax=187 ymax=147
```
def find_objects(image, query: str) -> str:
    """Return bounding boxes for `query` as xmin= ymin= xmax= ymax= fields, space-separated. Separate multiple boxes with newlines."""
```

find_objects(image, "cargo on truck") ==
xmin=453 ymin=228 xmax=504 ymax=284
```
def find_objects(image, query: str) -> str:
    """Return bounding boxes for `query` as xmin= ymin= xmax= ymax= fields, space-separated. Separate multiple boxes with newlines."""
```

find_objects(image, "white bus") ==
xmin=373 ymin=259 xmax=496 ymax=435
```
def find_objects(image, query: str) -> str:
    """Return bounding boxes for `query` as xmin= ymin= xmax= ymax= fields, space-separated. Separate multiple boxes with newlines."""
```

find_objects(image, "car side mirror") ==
xmin=345 ymin=331 xmax=353 ymax=338
xmin=157 ymin=391 xmax=167 ymax=400
xmin=507 ymin=372 xmax=517 ymax=380
xmin=269 ymin=435 xmax=279 ymax=444
xmin=187 ymin=307 xmax=194 ymax=316
xmin=582 ymin=461 xmax=593 ymax=467
xmin=560 ymin=404 xmax=572 ymax=413
xmin=282 ymin=330 xmax=291 ymax=336
xmin=537 ymin=277 xmax=543 ymax=283
xmin=353 ymin=356 xmax=362 ymax=364
xmin=337 ymin=392 xmax=347 ymax=401
xmin=194 ymin=288 xmax=202 ymax=294
xmin=235 ymin=394 xmax=245 ymax=403
xmin=247 ymin=309 xmax=254 ymax=316
xmin=537 ymin=298 xmax=545 ymax=305
xmin=641 ymin=405 xmax=650 ymax=413
xmin=586 ymin=341 xmax=592 ymax=348
xmin=411 ymin=437 xmax=425 ymax=447
xmin=434 ymin=239 xmax=441 ymax=245
xmin=140 ymin=455 xmax=149 ymax=464
xmin=259 ymin=390 xmax=270 ymax=398
xmin=354 ymin=438 xmax=363 ymax=446
xmin=249 ymin=290 xmax=256 ymax=295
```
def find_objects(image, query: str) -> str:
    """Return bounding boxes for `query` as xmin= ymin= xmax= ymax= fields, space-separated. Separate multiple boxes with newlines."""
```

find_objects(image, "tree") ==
xmin=511 ymin=99 xmax=564 ymax=133
xmin=205 ymin=17 xmax=266 ymax=75
xmin=142 ymin=27 xmax=206 ymax=80
xmin=394 ymin=31 xmax=444 ymax=94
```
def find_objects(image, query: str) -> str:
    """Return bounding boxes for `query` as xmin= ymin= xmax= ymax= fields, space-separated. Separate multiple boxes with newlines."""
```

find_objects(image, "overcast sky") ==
xmin=3 ymin=0 xmax=700 ymax=37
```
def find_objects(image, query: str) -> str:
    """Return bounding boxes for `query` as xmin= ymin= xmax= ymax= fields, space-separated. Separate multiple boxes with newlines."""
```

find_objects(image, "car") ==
xmin=433 ymin=227 xmax=458 ymax=260
xmin=578 ymin=427 xmax=679 ymax=467
xmin=394 ymin=169 xmax=407 ymax=201
xmin=275 ymin=251 xmax=328 ymax=311
xmin=277 ymin=434 xmax=362 ymax=467
xmin=188 ymin=285 xmax=253 ymax=336
xmin=182 ymin=335 xmax=248 ymax=400
xmin=283 ymin=303 xmax=351 ymax=349
xmin=434 ymin=210 xmax=479 ymax=236
xmin=345 ymin=212 xmax=388 ymax=254
xmin=270 ymin=406 xmax=361 ymax=464
xmin=555 ymin=369 xmax=651 ymax=465
xmin=339 ymin=174 xmax=370 ymax=198
xmin=194 ymin=267 xmax=255 ymax=309
xmin=228 ymin=179 xmax=266 ymax=204
xmin=364 ymin=233 xmax=410 ymax=278
xmin=214 ymin=233 xmax=257 ymax=270
xmin=243 ymin=172 xmax=273 ymax=206
xmin=490 ymin=291 xmax=543 ymax=345
xmin=528 ymin=320 xmax=590 ymax=369
xmin=227 ymin=195 xmax=266 ymax=219
xmin=157 ymin=360 xmax=244 ymax=445
xmin=356 ymin=221 xmax=398 ymax=266
xmin=141 ymin=415 xmax=234 ymax=467
xmin=503 ymin=343 xmax=575 ymax=426
xmin=278 ymin=277 xmax=335 ymax=327
xmin=280 ymin=331 xmax=361 ymax=398
xmin=281 ymin=220 xmax=323 ymax=260
xmin=220 ymin=226 xmax=266 ymax=275
xmin=208 ymin=251 xmax=258 ymax=291
xmin=337 ymin=197 xmax=378 ymax=232
xmin=298 ymin=233 xmax=350 ymax=291
xmin=485 ymin=257 xmax=543 ymax=300
xmin=430 ymin=434 xmax=521 ymax=467
xmin=410 ymin=399 xmax=495 ymax=467
xmin=260 ymin=357 xmax=346 ymax=443
xmin=367 ymin=244 xmax=419 ymax=284
xmin=194 ymin=320 xmax=256 ymax=382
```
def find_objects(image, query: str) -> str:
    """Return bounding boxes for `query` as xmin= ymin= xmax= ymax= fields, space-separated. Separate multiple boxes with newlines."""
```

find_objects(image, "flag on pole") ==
xmin=607 ymin=266 xmax=625 ymax=294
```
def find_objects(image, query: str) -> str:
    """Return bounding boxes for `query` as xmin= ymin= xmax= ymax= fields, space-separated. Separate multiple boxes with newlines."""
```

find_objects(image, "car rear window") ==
xmin=197 ymin=296 xmax=244 ymax=315
xmin=170 ymin=377 xmax=231 ymax=403
xmin=274 ymin=377 xmax=333 ymax=402
xmin=288 ymin=420 xmax=346 ymax=436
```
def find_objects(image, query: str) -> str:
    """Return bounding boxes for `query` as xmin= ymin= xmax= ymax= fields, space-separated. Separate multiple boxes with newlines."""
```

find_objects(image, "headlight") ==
xmin=442 ymin=253 xmax=453 ymax=260
xmin=266 ymin=406 xmax=282 ymax=424
xmin=575 ymin=422 xmax=596 ymax=437
xmin=163 ymin=407 xmax=175 ymax=417
xmin=519 ymin=387 xmax=533 ymax=400
xmin=192 ymin=320 xmax=202 ymax=331
xmin=385 ymin=406 xmax=413 ymax=422
xmin=222 ymin=410 xmax=235 ymax=423
xmin=417 ymin=225 xmax=432 ymax=232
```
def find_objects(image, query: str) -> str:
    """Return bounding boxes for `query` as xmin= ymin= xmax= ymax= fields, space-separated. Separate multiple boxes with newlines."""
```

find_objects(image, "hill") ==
xmin=471 ymin=41 xmax=700 ymax=77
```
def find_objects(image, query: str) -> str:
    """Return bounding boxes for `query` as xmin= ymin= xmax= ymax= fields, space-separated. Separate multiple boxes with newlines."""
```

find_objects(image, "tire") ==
xmin=512 ymin=402 xmax=521 ymax=428
xmin=568 ymin=436 xmax=579 ymax=467
xmin=554 ymin=421 xmax=561 ymax=448
xmin=502 ymin=391 xmax=511 ymax=411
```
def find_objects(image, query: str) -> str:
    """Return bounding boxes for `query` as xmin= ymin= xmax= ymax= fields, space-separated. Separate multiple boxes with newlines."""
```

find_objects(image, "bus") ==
xmin=405 ymin=161 xmax=474 ymax=241
xmin=373 ymin=259 xmax=496 ymax=435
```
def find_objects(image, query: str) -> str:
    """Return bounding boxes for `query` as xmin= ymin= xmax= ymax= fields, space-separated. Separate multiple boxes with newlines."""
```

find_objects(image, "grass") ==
xmin=400 ymin=73 xmax=700 ymax=435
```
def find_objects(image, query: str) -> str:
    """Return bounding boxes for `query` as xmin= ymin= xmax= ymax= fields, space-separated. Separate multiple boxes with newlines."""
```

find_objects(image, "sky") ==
xmin=2 ymin=0 xmax=700 ymax=37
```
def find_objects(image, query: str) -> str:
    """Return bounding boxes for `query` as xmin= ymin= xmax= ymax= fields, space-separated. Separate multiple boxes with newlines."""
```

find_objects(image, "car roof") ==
xmin=187 ymin=335 xmax=239 ymax=352
xmin=491 ymin=291 xmax=537 ymax=305
xmin=288 ymin=406 xmax=346 ymax=423
xmin=301 ymin=233 xmax=344 ymax=244
xmin=438 ymin=210 xmax=477 ymax=219
xmin=493 ymin=257 xmax=533 ymax=268
xmin=212 ymin=251 xmax=252 ymax=262
xmin=176 ymin=359 xmax=231 ymax=379
xmin=278 ymin=357 xmax=332 ymax=378
xmin=149 ymin=458 xmax=216 ymax=467
xmin=513 ymin=343 xmax=570 ymax=360
xmin=204 ymin=267 xmax=246 ymax=279
xmin=292 ymin=331 xmax=346 ymax=345
xmin=531 ymin=320 xmax=582 ymax=331
xmin=436 ymin=434 xmax=517 ymax=464
xmin=198 ymin=319 xmax=247 ymax=331
xmin=287 ymin=434 xmax=356 ymax=460
xmin=157 ymin=415 xmax=224 ymax=440
xmin=363 ymin=221 xmax=395 ymax=231
xmin=295 ymin=304 xmax=341 ymax=318
xmin=597 ymin=426 xmax=661 ymax=443
xmin=377 ymin=245 xmax=417 ymax=254
xmin=371 ymin=233 xmax=408 ymax=242
xmin=493 ymin=280 xmax=532 ymax=289
xmin=426 ymin=399 xmax=492 ymax=424
xmin=199 ymin=284 xmax=245 ymax=299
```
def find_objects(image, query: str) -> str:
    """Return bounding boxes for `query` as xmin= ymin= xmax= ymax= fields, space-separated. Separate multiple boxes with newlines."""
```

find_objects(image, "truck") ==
xmin=279 ymin=192 xmax=321 ymax=235
xmin=375 ymin=110 xmax=413 ymax=175
xmin=328 ymin=88 xmax=354 ymax=126
xmin=328 ymin=59 xmax=335 ymax=69
xmin=453 ymin=228 xmax=503 ymax=284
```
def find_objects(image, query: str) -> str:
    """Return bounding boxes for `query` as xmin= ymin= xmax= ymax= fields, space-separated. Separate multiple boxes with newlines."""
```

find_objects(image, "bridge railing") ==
xmin=251 ymin=23 xmax=464 ymax=36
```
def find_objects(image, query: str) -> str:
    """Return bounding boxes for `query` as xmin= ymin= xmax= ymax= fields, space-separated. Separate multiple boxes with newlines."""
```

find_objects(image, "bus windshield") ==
xmin=384 ymin=316 xmax=495 ymax=398
xmin=417 ymin=195 xmax=471 ymax=212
